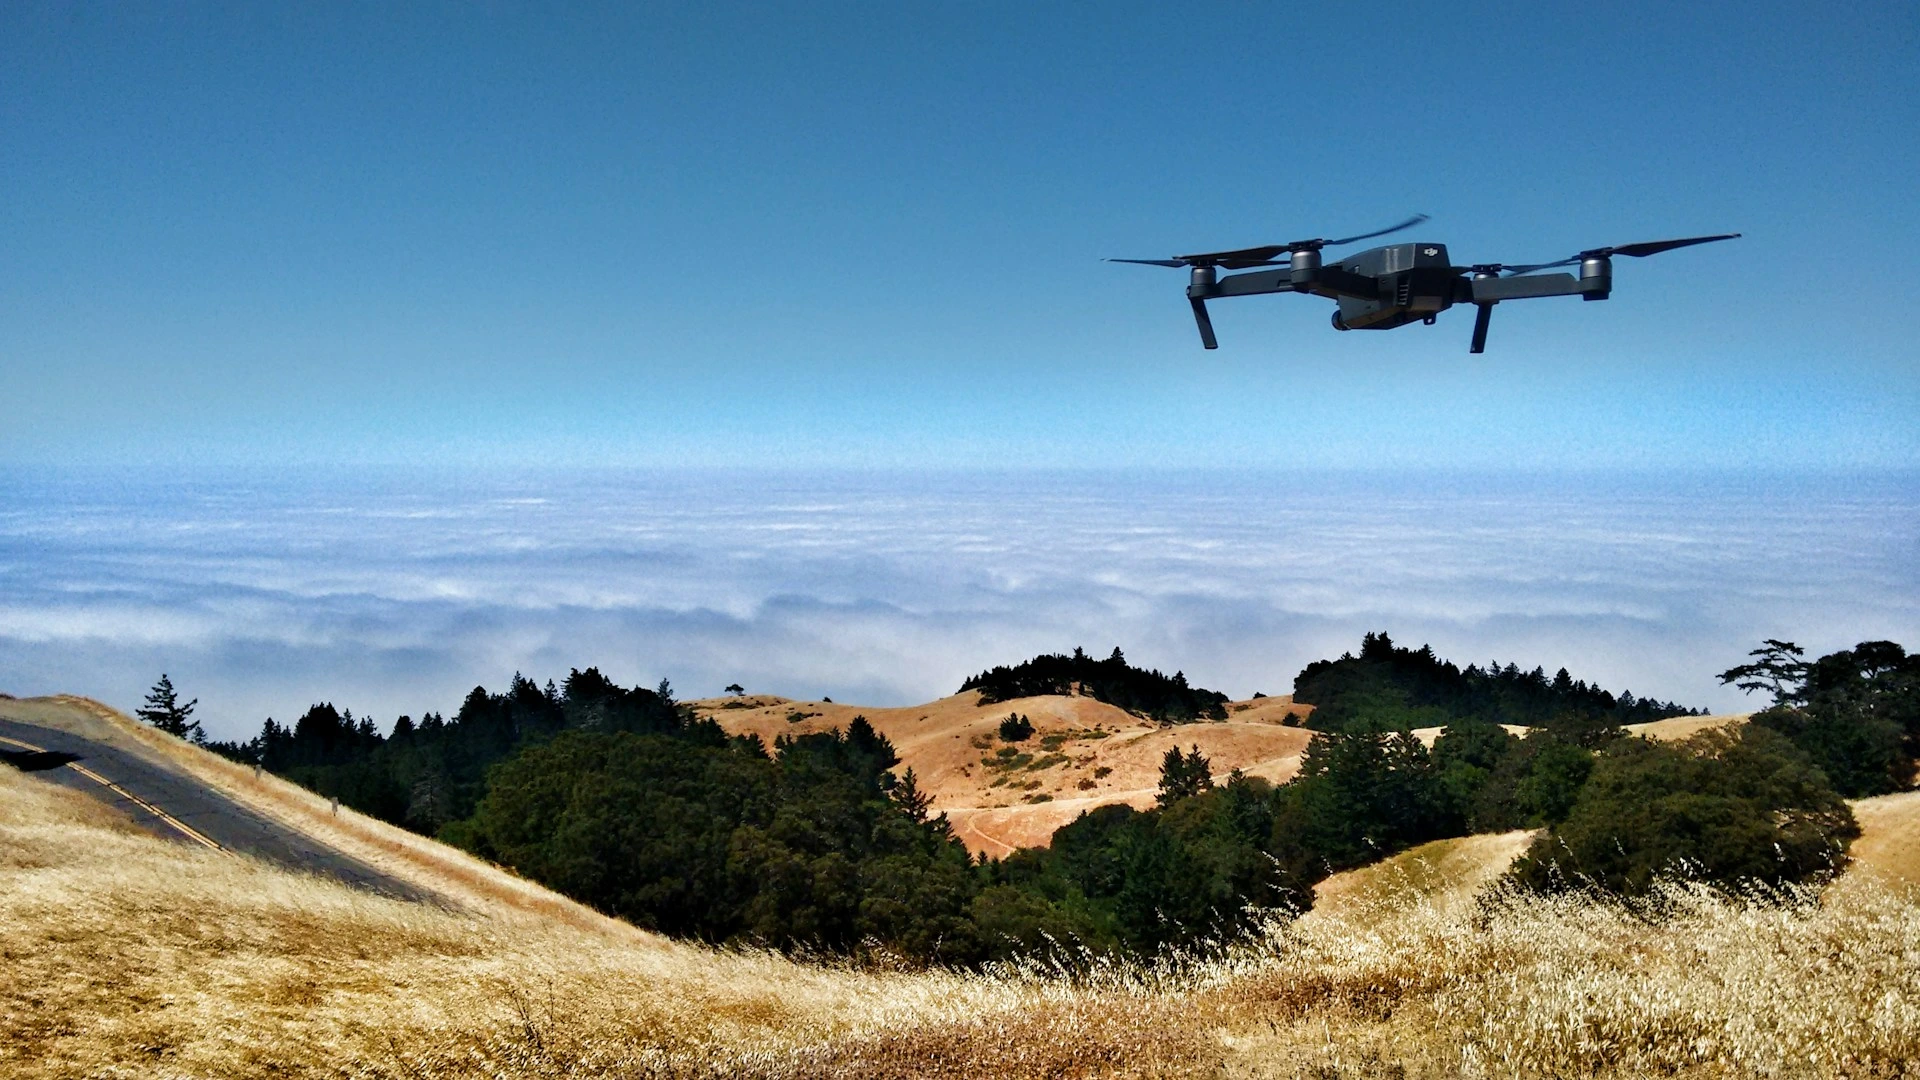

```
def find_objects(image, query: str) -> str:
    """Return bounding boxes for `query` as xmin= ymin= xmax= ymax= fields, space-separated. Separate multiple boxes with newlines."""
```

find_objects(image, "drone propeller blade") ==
xmin=1502 ymin=257 xmax=1579 ymax=276
xmin=1604 ymin=233 xmax=1742 ymax=258
xmin=1172 ymin=244 xmax=1291 ymax=267
xmin=1106 ymin=258 xmax=1190 ymax=267
xmin=1322 ymin=213 xmax=1431 ymax=247
xmin=1503 ymin=232 xmax=1742 ymax=275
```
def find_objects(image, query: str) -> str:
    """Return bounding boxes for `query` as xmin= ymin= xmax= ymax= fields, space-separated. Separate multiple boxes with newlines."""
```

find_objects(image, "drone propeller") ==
xmin=1310 ymin=213 xmax=1432 ymax=250
xmin=1501 ymin=232 xmax=1741 ymax=275
xmin=1106 ymin=249 xmax=1291 ymax=271
xmin=1107 ymin=213 xmax=1430 ymax=271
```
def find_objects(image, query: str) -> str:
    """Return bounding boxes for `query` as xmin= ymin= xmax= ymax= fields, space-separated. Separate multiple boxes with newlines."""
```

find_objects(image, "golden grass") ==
xmin=1 ymin=695 xmax=639 ymax=934
xmin=1844 ymin=790 xmax=1920 ymax=888
xmin=7 ymin=745 xmax=1919 ymax=1078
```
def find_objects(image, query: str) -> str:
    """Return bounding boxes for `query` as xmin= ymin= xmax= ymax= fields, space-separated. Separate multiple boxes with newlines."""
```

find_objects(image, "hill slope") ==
xmin=695 ymin=691 xmax=1312 ymax=853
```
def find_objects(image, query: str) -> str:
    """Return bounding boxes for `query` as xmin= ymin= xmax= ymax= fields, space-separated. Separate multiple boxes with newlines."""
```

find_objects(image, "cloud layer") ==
xmin=3 ymin=467 xmax=1914 ymax=742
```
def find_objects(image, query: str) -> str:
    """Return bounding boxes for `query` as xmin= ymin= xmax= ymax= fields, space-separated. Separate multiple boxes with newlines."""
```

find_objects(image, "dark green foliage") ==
xmin=216 ymin=669 xmax=688 ymax=833
xmin=1269 ymin=729 xmax=1454 ymax=877
xmin=1155 ymin=744 xmax=1214 ymax=806
xmin=136 ymin=674 xmax=201 ymax=742
xmin=982 ymin=772 xmax=1312 ymax=955
xmin=462 ymin=720 xmax=983 ymax=962
xmin=997 ymin=713 xmax=1035 ymax=742
xmin=960 ymin=646 xmax=1228 ymax=723
xmin=1724 ymin=639 xmax=1918 ymax=797
xmin=1512 ymin=725 xmax=1859 ymax=894
xmin=1294 ymin=632 xmax=1695 ymax=736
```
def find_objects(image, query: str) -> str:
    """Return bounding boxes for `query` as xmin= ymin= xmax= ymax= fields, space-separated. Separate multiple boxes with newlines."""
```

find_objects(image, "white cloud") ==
xmin=2 ymin=468 xmax=1914 ymax=741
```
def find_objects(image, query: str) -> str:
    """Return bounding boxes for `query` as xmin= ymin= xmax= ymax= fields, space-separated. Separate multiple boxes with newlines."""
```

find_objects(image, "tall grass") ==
xmin=4 ymin=761 xmax=1916 ymax=1078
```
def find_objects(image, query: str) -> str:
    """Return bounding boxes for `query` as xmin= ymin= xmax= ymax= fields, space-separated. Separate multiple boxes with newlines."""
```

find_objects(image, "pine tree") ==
xmin=1156 ymin=744 xmax=1213 ymax=805
xmin=891 ymin=766 xmax=932 ymax=823
xmin=136 ymin=674 xmax=201 ymax=741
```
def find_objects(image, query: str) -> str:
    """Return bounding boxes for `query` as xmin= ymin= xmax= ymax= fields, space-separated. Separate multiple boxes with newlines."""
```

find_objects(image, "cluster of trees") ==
xmin=1723 ymin=639 xmax=1920 ymax=797
xmin=960 ymin=647 xmax=1229 ymax=723
xmin=206 ymin=668 xmax=686 ymax=835
xmin=1514 ymin=724 xmax=1858 ymax=893
xmin=186 ymin=634 xmax=1909 ymax=966
xmin=1294 ymin=631 xmax=1699 ymax=738
xmin=455 ymin=717 xmax=988 ymax=961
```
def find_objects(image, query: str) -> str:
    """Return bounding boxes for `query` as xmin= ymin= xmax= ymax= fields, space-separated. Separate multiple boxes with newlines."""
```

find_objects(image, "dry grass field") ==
xmin=6 ymin=707 xmax=1919 ymax=1078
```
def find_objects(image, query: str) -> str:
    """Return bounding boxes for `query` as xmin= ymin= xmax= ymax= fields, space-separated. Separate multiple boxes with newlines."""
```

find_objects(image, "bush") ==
xmin=998 ymin=713 xmax=1035 ymax=742
xmin=1513 ymin=725 xmax=1858 ymax=895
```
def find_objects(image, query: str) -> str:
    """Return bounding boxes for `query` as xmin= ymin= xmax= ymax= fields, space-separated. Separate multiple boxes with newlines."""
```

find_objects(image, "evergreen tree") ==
xmin=136 ymin=674 xmax=201 ymax=741
xmin=1156 ymin=744 xmax=1213 ymax=805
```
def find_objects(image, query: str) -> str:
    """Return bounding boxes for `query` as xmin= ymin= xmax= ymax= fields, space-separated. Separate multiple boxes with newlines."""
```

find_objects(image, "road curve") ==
xmin=0 ymin=711 xmax=433 ymax=902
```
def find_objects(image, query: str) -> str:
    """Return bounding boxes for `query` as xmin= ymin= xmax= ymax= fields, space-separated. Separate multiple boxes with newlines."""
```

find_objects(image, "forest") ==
xmin=1292 ymin=631 xmax=1700 ymax=735
xmin=200 ymin=636 xmax=1918 ymax=965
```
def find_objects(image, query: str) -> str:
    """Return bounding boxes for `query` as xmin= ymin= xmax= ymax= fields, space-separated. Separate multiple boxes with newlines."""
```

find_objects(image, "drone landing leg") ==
xmin=1189 ymin=297 xmax=1218 ymax=350
xmin=1469 ymin=303 xmax=1493 ymax=354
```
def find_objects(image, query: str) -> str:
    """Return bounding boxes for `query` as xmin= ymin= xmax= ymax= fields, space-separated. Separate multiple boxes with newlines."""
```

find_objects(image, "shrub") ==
xmin=998 ymin=713 xmax=1035 ymax=742
xmin=1513 ymin=724 xmax=1858 ymax=895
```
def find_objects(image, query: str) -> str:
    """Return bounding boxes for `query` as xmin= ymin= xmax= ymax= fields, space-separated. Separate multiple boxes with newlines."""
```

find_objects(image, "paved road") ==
xmin=0 ymin=714 xmax=433 ymax=902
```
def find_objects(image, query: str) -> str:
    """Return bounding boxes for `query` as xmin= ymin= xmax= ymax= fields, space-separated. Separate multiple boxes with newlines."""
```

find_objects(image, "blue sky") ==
xmin=5 ymin=3 xmax=1916 ymax=470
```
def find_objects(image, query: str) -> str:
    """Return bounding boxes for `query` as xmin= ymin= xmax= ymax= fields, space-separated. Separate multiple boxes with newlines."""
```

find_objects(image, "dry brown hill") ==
xmin=693 ymin=691 xmax=1313 ymax=854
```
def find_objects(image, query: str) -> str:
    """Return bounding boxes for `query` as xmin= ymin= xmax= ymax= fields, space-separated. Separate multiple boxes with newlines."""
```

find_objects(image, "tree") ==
xmin=1156 ymin=744 xmax=1213 ymax=805
xmin=136 ymin=674 xmax=201 ymax=741
xmin=725 ymin=683 xmax=746 ymax=697
xmin=891 ymin=766 xmax=932 ymax=823
xmin=998 ymin=713 xmax=1034 ymax=742
xmin=1725 ymin=639 xmax=1917 ymax=797
xmin=1720 ymin=639 xmax=1810 ymax=704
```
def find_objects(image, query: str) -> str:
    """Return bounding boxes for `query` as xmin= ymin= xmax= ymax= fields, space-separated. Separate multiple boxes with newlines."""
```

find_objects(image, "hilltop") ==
xmin=691 ymin=690 xmax=1312 ymax=854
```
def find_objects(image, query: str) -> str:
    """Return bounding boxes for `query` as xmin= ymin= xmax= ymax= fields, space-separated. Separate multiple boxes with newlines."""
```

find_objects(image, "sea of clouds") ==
xmin=2 ymin=466 xmax=1914 ymax=742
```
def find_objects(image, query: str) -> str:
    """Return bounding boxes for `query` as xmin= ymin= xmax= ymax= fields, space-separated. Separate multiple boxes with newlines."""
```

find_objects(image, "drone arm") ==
xmin=1469 ymin=273 xmax=1591 ymax=301
xmin=1195 ymin=266 xmax=1382 ymax=301
xmin=1198 ymin=268 xmax=1292 ymax=299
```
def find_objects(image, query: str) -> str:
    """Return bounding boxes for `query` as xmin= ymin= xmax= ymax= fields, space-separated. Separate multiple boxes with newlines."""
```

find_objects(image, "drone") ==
xmin=1110 ymin=215 xmax=1739 ymax=352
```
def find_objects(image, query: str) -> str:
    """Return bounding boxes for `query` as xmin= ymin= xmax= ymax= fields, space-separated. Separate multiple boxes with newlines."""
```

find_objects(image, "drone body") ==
xmin=1112 ymin=216 xmax=1739 ymax=352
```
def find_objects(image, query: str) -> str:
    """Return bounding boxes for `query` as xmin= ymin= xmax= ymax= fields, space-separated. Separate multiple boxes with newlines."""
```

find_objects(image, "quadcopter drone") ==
xmin=1110 ymin=215 xmax=1739 ymax=352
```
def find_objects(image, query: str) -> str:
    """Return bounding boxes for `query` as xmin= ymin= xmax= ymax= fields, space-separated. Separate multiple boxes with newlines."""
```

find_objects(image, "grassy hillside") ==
xmin=694 ymin=691 xmax=1311 ymax=853
xmin=5 ymin=718 xmax=1918 ymax=1077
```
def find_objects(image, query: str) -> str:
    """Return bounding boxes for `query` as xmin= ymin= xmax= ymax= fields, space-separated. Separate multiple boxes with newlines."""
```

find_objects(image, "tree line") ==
xmin=960 ymin=646 xmax=1229 ymax=723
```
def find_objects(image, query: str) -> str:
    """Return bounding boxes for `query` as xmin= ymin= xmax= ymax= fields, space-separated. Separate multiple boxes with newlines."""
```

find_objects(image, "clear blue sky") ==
xmin=4 ymin=3 xmax=1915 ymax=470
